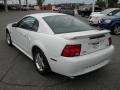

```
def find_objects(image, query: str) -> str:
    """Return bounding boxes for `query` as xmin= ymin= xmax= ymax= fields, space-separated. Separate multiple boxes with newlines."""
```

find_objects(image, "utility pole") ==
xmin=26 ymin=0 xmax=28 ymax=6
xmin=92 ymin=0 xmax=95 ymax=12
xmin=18 ymin=0 xmax=21 ymax=10
xmin=106 ymin=0 xmax=108 ymax=8
xmin=4 ymin=0 xmax=8 ymax=12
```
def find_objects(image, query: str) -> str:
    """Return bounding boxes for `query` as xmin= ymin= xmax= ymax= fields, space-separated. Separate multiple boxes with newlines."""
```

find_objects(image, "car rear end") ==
xmin=43 ymin=14 xmax=114 ymax=77
xmin=52 ymin=30 xmax=114 ymax=76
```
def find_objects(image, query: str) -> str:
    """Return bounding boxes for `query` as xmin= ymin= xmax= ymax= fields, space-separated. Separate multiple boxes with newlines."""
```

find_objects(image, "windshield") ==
xmin=114 ymin=11 xmax=120 ymax=16
xmin=43 ymin=15 xmax=93 ymax=34
xmin=101 ymin=9 xmax=117 ymax=15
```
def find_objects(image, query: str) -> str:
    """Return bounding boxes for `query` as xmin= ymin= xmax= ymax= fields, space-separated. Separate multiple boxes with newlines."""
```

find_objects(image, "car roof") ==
xmin=107 ymin=8 xmax=119 ymax=10
xmin=101 ymin=8 xmax=120 ymax=14
xmin=26 ymin=13 xmax=66 ymax=18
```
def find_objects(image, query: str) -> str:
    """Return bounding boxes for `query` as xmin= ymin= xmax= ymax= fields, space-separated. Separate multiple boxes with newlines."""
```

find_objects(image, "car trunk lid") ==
xmin=56 ymin=30 xmax=111 ymax=56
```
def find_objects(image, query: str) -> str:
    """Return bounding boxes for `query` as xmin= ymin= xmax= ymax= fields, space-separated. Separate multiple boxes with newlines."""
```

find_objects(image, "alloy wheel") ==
xmin=6 ymin=33 xmax=11 ymax=45
xmin=114 ymin=26 xmax=120 ymax=35
xmin=35 ymin=53 xmax=45 ymax=72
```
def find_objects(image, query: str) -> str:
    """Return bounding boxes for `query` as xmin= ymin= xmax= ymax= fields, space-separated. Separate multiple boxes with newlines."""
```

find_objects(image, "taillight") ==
xmin=108 ymin=37 xmax=112 ymax=45
xmin=61 ymin=44 xmax=81 ymax=57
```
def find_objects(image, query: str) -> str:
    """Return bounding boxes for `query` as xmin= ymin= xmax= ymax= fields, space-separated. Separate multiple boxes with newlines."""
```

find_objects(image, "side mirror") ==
xmin=12 ymin=23 xmax=18 ymax=27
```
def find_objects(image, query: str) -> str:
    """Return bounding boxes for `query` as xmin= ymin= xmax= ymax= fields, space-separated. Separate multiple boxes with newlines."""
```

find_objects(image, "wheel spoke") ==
xmin=114 ymin=26 xmax=120 ymax=34
xmin=35 ymin=53 xmax=45 ymax=71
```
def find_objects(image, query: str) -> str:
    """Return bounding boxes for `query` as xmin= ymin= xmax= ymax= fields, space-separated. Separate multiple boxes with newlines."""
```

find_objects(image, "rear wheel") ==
xmin=6 ymin=30 xmax=13 ymax=46
xmin=112 ymin=25 xmax=120 ymax=35
xmin=33 ymin=48 xmax=51 ymax=75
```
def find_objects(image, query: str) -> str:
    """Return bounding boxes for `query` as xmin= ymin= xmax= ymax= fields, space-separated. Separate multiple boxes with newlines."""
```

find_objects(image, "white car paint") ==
xmin=91 ymin=12 xmax=101 ymax=15
xmin=89 ymin=8 xmax=120 ymax=25
xmin=6 ymin=13 xmax=114 ymax=77
xmin=89 ymin=13 xmax=104 ymax=24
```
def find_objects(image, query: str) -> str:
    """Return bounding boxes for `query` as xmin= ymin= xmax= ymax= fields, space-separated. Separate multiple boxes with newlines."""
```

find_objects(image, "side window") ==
xmin=32 ymin=20 xmax=39 ymax=32
xmin=17 ymin=17 xmax=37 ymax=31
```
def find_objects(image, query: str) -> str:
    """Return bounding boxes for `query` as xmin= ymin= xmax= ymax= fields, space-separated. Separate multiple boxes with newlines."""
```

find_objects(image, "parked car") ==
xmin=6 ymin=13 xmax=114 ymax=77
xmin=0 ymin=4 xmax=4 ymax=10
xmin=89 ymin=8 xmax=120 ymax=25
xmin=21 ymin=6 xmax=30 ymax=11
xmin=29 ymin=6 xmax=35 ymax=10
xmin=0 ymin=4 xmax=19 ymax=11
xmin=53 ymin=7 xmax=61 ymax=11
xmin=99 ymin=11 xmax=120 ymax=35
xmin=77 ymin=7 xmax=102 ymax=17
xmin=8 ymin=6 xmax=17 ymax=10
xmin=58 ymin=7 xmax=75 ymax=16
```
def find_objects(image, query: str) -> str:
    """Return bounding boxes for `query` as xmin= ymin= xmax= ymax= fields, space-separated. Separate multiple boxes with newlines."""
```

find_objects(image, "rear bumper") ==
xmin=50 ymin=45 xmax=114 ymax=77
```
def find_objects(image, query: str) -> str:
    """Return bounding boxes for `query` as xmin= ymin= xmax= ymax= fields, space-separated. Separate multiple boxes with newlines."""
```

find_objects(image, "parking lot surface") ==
xmin=0 ymin=10 xmax=120 ymax=90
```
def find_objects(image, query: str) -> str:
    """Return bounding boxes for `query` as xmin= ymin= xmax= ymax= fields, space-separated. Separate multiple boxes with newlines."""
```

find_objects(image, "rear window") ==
xmin=43 ymin=15 xmax=93 ymax=34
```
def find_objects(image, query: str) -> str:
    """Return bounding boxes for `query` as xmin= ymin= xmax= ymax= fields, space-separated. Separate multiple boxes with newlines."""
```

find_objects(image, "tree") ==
xmin=96 ymin=0 xmax=119 ymax=8
xmin=96 ymin=0 xmax=106 ymax=8
xmin=4 ymin=0 xmax=8 ymax=12
xmin=26 ymin=0 xmax=28 ymax=5
xmin=37 ymin=0 xmax=45 ymax=10
xmin=18 ymin=0 xmax=21 ymax=10
xmin=37 ymin=0 xmax=45 ymax=6
xmin=108 ymin=0 xmax=118 ymax=8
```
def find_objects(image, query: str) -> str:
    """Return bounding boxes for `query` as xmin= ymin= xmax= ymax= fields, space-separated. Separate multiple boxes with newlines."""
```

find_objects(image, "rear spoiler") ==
xmin=57 ymin=30 xmax=110 ymax=40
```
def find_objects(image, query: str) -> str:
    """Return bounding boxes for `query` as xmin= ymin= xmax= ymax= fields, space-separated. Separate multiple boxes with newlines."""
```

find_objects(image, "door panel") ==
xmin=12 ymin=16 xmax=39 ymax=53
xmin=14 ymin=27 xmax=29 ymax=52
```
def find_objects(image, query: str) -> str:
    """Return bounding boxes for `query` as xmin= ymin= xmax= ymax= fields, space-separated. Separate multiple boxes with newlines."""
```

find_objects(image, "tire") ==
xmin=112 ymin=25 xmax=120 ymax=35
xmin=33 ymin=48 xmax=51 ymax=75
xmin=6 ymin=30 xmax=13 ymax=46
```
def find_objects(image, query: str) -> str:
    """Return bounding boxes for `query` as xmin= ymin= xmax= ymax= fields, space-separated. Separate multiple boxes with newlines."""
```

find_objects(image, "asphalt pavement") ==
xmin=0 ymin=10 xmax=120 ymax=90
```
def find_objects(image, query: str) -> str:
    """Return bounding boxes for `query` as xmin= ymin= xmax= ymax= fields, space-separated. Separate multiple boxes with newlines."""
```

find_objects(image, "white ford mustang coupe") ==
xmin=6 ymin=13 xmax=114 ymax=77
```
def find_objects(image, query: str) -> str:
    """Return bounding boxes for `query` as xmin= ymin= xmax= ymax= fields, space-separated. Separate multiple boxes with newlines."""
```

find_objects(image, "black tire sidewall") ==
xmin=6 ymin=31 xmax=12 ymax=46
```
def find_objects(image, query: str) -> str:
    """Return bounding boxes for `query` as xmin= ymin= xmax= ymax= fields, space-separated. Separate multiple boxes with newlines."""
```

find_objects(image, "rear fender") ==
xmin=31 ymin=40 xmax=48 ymax=59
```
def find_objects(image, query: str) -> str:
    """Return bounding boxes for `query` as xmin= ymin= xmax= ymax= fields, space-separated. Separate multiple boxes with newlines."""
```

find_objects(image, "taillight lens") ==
xmin=109 ymin=37 xmax=112 ymax=46
xmin=61 ymin=44 xmax=81 ymax=57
